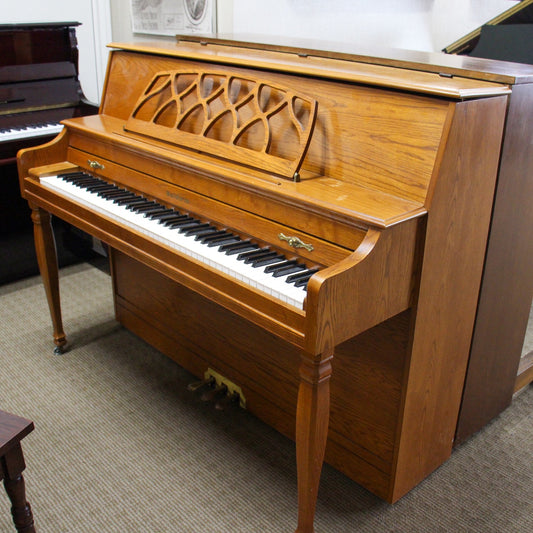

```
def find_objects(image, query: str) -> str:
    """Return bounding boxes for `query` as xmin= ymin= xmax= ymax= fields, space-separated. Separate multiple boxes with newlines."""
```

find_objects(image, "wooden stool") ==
xmin=0 ymin=410 xmax=36 ymax=533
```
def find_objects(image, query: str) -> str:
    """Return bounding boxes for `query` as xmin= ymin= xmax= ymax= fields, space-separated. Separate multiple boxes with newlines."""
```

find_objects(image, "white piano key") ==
xmin=39 ymin=174 xmax=307 ymax=309
xmin=0 ymin=123 xmax=63 ymax=143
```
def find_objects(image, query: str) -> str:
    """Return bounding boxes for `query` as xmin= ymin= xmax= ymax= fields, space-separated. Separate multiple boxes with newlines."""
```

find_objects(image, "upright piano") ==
xmin=444 ymin=0 xmax=533 ymax=445
xmin=17 ymin=37 xmax=533 ymax=532
xmin=0 ymin=22 xmax=98 ymax=282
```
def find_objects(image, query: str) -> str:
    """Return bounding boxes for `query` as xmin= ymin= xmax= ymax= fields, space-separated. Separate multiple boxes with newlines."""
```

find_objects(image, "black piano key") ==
xmin=152 ymin=211 xmax=182 ymax=222
xmin=143 ymin=207 xmax=173 ymax=218
xmin=60 ymin=172 xmax=89 ymax=181
xmin=87 ymin=184 xmax=116 ymax=193
xmin=138 ymin=206 xmax=166 ymax=216
xmin=201 ymin=232 xmax=239 ymax=247
xmin=176 ymin=221 xmax=204 ymax=232
xmin=65 ymin=172 xmax=96 ymax=181
xmin=250 ymin=253 xmax=285 ymax=267
xmin=93 ymin=184 xmax=119 ymax=192
xmin=146 ymin=207 xmax=174 ymax=217
xmin=264 ymin=260 xmax=298 ymax=273
xmin=113 ymin=193 xmax=138 ymax=204
xmin=167 ymin=216 xmax=196 ymax=228
xmin=220 ymin=240 xmax=258 ymax=255
xmin=131 ymin=202 xmax=161 ymax=213
xmin=87 ymin=185 xmax=117 ymax=197
xmin=293 ymin=270 xmax=319 ymax=289
xmin=206 ymin=236 xmax=240 ymax=247
xmin=294 ymin=277 xmax=313 ymax=289
xmin=163 ymin=215 xmax=192 ymax=226
xmin=128 ymin=199 xmax=155 ymax=208
xmin=272 ymin=264 xmax=307 ymax=278
xmin=238 ymin=248 xmax=271 ymax=262
xmin=124 ymin=198 xmax=150 ymax=208
xmin=71 ymin=177 xmax=99 ymax=186
xmin=191 ymin=227 xmax=221 ymax=239
xmin=286 ymin=268 xmax=319 ymax=284
xmin=183 ymin=223 xmax=213 ymax=236
xmin=201 ymin=231 xmax=232 ymax=243
xmin=97 ymin=185 xmax=121 ymax=193
xmin=100 ymin=190 xmax=128 ymax=199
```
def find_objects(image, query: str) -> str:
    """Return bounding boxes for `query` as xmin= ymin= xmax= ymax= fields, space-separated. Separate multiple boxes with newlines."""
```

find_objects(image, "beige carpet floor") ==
xmin=0 ymin=263 xmax=531 ymax=532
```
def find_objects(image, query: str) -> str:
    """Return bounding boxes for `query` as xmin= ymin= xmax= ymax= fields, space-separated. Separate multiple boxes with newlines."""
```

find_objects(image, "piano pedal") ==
xmin=215 ymin=391 xmax=241 ymax=411
xmin=187 ymin=375 xmax=215 ymax=392
xmin=201 ymin=383 xmax=228 ymax=402
xmin=188 ymin=368 xmax=246 ymax=409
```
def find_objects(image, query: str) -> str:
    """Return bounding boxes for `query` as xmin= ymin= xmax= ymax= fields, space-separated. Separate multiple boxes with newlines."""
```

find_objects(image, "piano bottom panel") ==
xmin=110 ymin=248 xmax=409 ymax=502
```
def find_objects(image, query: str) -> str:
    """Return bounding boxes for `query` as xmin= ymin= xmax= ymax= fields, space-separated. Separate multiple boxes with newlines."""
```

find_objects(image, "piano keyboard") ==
xmin=39 ymin=172 xmax=318 ymax=309
xmin=0 ymin=122 xmax=63 ymax=143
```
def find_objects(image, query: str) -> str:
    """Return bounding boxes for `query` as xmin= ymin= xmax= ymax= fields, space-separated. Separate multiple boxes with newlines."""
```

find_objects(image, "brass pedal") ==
xmin=189 ymin=368 xmax=246 ymax=409
xmin=187 ymin=375 xmax=215 ymax=392
xmin=215 ymin=391 xmax=241 ymax=411
xmin=200 ymin=383 xmax=228 ymax=402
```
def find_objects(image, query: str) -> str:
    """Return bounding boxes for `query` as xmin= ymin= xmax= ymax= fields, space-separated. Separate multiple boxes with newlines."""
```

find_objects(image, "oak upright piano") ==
xmin=17 ymin=37 xmax=533 ymax=532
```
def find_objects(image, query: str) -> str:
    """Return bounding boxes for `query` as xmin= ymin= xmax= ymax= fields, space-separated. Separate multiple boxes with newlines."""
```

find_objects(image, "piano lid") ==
xmin=444 ymin=0 xmax=533 ymax=56
xmin=168 ymin=30 xmax=533 ymax=85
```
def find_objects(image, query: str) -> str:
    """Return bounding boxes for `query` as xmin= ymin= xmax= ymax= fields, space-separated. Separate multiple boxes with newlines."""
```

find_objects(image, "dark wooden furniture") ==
xmin=0 ymin=22 xmax=98 ymax=284
xmin=17 ymin=37 xmax=533 ymax=532
xmin=0 ymin=410 xmax=36 ymax=533
xmin=444 ymin=0 xmax=533 ymax=444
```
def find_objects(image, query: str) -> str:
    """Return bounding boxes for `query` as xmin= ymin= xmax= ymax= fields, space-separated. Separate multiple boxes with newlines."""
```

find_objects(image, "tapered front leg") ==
xmin=294 ymin=352 xmax=333 ymax=533
xmin=31 ymin=206 xmax=66 ymax=354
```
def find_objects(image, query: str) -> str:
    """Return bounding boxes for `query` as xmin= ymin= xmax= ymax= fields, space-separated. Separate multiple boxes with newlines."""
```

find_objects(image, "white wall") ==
xmin=111 ymin=0 xmax=519 ymax=53
xmin=3 ymin=0 xmax=521 ymax=104
xmin=3 ymin=0 xmax=111 ymax=104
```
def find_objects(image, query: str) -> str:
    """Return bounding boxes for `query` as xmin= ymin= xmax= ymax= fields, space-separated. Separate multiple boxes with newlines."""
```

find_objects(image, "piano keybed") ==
xmin=39 ymin=172 xmax=318 ymax=309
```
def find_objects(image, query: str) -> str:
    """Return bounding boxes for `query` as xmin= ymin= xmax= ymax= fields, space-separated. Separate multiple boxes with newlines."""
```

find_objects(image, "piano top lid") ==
xmin=444 ymin=0 xmax=533 ymax=55
xmin=108 ymin=38 xmax=516 ymax=99
xmin=178 ymin=32 xmax=533 ymax=85
xmin=0 ymin=22 xmax=81 ymax=31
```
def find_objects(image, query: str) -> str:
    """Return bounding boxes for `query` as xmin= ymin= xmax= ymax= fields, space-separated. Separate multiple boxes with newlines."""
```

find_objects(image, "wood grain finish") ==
xmin=17 ymin=40 xmax=521 ymax=531
xmin=110 ymin=249 xmax=410 ymax=500
xmin=125 ymin=69 xmax=318 ymax=180
xmin=455 ymin=83 xmax=533 ymax=443
xmin=390 ymin=96 xmax=507 ymax=500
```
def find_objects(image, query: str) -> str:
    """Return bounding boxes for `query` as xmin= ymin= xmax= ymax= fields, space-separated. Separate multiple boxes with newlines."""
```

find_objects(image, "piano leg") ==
xmin=294 ymin=352 xmax=333 ymax=533
xmin=31 ymin=206 xmax=67 ymax=354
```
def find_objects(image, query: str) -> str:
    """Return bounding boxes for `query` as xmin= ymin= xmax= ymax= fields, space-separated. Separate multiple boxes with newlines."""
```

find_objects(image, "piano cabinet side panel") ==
xmin=389 ymin=95 xmax=508 ymax=502
xmin=110 ymin=248 xmax=410 ymax=502
xmin=455 ymin=83 xmax=533 ymax=444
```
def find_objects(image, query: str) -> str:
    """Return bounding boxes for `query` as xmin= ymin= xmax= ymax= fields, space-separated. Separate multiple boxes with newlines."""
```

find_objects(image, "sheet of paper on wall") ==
xmin=131 ymin=0 xmax=216 ymax=36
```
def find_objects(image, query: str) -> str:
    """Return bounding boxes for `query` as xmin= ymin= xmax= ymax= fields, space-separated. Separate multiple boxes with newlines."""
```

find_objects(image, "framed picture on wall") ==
xmin=131 ymin=0 xmax=216 ymax=35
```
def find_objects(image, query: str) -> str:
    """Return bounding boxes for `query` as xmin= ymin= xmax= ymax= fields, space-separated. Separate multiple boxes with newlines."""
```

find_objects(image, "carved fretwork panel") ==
xmin=124 ymin=70 xmax=318 ymax=179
